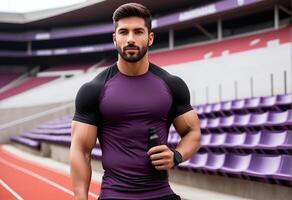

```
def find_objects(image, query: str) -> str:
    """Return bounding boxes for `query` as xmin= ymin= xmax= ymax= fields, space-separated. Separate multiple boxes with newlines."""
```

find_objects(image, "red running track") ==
xmin=0 ymin=146 xmax=101 ymax=200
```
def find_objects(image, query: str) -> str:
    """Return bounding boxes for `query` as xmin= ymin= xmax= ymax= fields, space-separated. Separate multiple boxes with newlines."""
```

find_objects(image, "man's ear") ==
xmin=112 ymin=32 xmax=116 ymax=46
xmin=148 ymin=32 xmax=154 ymax=46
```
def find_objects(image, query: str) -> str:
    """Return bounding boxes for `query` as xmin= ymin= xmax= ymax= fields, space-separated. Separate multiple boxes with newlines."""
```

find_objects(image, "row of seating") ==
xmin=149 ymin=26 xmax=290 ymax=67
xmin=168 ymin=131 xmax=292 ymax=153
xmin=178 ymin=152 xmax=292 ymax=185
xmin=11 ymin=133 xmax=291 ymax=186
xmin=32 ymin=109 xmax=292 ymax=134
xmin=200 ymin=109 xmax=292 ymax=132
xmin=194 ymin=93 xmax=291 ymax=118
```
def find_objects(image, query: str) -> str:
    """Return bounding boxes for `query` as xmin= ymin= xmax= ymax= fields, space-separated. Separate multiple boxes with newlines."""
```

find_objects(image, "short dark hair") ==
xmin=112 ymin=3 xmax=152 ymax=32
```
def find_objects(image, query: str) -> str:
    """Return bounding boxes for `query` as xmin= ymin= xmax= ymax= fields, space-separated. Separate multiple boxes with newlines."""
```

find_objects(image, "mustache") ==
xmin=123 ymin=44 xmax=140 ymax=51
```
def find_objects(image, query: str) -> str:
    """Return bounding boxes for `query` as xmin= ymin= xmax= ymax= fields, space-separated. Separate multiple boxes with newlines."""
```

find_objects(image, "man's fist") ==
xmin=147 ymin=145 xmax=174 ymax=170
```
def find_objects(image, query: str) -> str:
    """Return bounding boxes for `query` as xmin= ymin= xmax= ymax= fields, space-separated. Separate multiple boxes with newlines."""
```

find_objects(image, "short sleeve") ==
xmin=73 ymin=82 xmax=100 ymax=126
xmin=170 ymin=76 xmax=193 ymax=118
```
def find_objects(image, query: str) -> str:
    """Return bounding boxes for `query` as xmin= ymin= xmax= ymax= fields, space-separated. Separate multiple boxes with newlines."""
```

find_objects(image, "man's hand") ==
xmin=147 ymin=145 xmax=174 ymax=170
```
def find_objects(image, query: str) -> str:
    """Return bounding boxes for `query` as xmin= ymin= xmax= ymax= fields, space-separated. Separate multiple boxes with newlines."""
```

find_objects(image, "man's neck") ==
xmin=117 ymin=55 xmax=149 ymax=76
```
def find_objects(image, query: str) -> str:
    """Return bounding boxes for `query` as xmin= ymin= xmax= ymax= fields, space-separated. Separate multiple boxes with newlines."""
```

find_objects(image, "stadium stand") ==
xmin=0 ymin=71 xmax=22 ymax=89
xmin=10 ymin=93 xmax=292 ymax=187
xmin=0 ymin=76 xmax=59 ymax=100
xmin=1 ymin=0 xmax=291 ymax=199
xmin=149 ymin=26 xmax=290 ymax=67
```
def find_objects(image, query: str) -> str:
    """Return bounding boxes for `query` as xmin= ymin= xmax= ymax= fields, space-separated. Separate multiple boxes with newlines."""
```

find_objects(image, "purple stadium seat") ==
xmin=203 ymin=153 xmax=225 ymax=172
xmin=221 ymin=101 xmax=232 ymax=114
xmin=223 ymin=132 xmax=246 ymax=147
xmin=207 ymin=117 xmax=220 ymax=130
xmin=167 ymin=133 xmax=180 ymax=145
xmin=10 ymin=136 xmax=40 ymax=150
xmin=188 ymin=152 xmax=208 ymax=171
xmin=285 ymin=109 xmax=292 ymax=127
xmin=233 ymin=114 xmax=251 ymax=131
xmin=203 ymin=104 xmax=214 ymax=117
xmin=207 ymin=133 xmax=227 ymax=148
xmin=242 ymin=154 xmax=281 ymax=178
xmin=275 ymin=93 xmax=292 ymax=110
xmin=244 ymin=97 xmax=261 ymax=111
xmin=249 ymin=112 xmax=269 ymax=128
xmin=272 ymin=155 xmax=292 ymax=181
xmin=92 ymin=148 xmax=102 ymax=160
xmin=220 ymin=115 xmax=235 ymax=131
xmin=211 ymin=102 xmax=222 ymax=116
xmin=231 ymin=99 xmax=246 ymax=113
xmin=169 ymin=125 xmax=176 ymax=134
xmin=277 ymin=131 xmax=292 ymax=151
xmin=220 ymin=153 xmax=251 ymax=175
xmin=238 ymin=132 xmax=261 ymax=148
xmin=257 ymin=131 xmax=287 ymax=149
xmin=201 ymin=133 xmax=212 ymax=146
xmin=259 ymin=96 xmax=277 ymax=110
xmin=200 ymin=118 xmax=208 ymax=129
xmin=266 ymin=110 xmax=292 ymax=129
xmin=195 ymin=105 xmax=204 ymax=116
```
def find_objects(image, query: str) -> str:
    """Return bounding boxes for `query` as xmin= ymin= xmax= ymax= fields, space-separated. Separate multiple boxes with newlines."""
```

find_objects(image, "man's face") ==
xmin=113 ymin=17 xmax=154 ymax=63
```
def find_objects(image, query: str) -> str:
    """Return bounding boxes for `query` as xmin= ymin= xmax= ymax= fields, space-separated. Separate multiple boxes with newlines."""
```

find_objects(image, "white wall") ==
xmin=164 ymin=43 xmax=291 ymax=105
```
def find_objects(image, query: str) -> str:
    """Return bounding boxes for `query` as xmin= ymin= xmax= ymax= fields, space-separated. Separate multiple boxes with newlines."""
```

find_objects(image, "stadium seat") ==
xmin=277 ymin=131 xmax=292 ymax=152
xmin=10 ymin=135 xmax=40 ymax=150
xmin=206 ymin=133 xmax=227 ymax=148
xmin=275 ymin=93 xmax=292 ymax=110
xmin=259 ymin=96 xmax=277 ymax=111
xmin=222 ymin=132 xmax=247 ymax=148
xmin=188 ymin=152 xmax=208 ymax=171
xmin=244 ymin=97 xmax=261 ymax=112
xmin=272 ymin=155 xmax=292 ymax=182
xmin=242 ymin=154 xmax=281 ymax=179
xmin=237 ymin=132 xmax=261 ymax=149
xmin=220 ymin=153 xmax=251 ymax=176
xmin=257 ymin=131 xmax=287 ymax=149
xmin=203 ymin=153 xmax=225 ymax=173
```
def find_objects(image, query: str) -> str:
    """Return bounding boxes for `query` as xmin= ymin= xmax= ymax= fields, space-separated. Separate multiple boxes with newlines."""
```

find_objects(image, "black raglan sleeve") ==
xmin=169 ymin=75 xmax=193 ymax=118
xmin=73 ymin=82 xmax=100 ymax=126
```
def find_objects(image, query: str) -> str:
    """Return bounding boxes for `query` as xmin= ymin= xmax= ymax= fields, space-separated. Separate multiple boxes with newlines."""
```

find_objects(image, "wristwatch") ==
xmin=170 ymin=148 xmax=183 ymax=166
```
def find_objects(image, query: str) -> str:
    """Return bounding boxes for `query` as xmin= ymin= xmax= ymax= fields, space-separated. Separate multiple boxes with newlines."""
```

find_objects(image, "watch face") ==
xmin=174 ymin=150 xmax=182 ymax=164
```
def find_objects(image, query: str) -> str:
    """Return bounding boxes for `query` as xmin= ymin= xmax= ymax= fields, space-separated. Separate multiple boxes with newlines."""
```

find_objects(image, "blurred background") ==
xmin=0 ymin=0 xmax=291 ymax=199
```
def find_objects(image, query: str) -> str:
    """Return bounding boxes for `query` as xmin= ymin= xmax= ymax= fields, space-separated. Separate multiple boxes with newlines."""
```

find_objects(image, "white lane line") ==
xmin=0 ymin=178 xmax=24 ymax=200
xmin=0 ymin=157 xmax=99 ymax=199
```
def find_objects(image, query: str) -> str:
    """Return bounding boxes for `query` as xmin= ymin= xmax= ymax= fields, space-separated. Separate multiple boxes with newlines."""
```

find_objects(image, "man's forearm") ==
xmin=70 ymin=149 xmax=92 ymax=200
xmin=175 ymin=129 xmax=201 ymax=162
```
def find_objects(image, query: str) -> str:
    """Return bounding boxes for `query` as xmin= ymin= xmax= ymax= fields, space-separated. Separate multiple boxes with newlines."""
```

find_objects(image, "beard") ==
xmin=117 ymin=42 xmax=148 ymax=63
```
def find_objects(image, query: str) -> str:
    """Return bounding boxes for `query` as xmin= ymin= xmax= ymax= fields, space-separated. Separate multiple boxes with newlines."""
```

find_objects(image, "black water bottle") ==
xmin=148 ymin=128 xmax=168 ymax=179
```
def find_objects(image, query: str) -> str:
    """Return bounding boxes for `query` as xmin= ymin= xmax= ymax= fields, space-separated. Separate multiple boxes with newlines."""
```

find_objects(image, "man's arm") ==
xmin=148 ymin=110 xmax=201 ymax=170
xmin=172 ymin=110 xmax=201 ymax=162
xmin=70 ymin=121 xmax=98 ymax=200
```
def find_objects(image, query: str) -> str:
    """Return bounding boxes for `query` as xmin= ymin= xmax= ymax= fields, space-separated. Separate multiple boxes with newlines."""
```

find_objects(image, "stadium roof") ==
xmin=0 ymin=0 xmax=218 ymax=31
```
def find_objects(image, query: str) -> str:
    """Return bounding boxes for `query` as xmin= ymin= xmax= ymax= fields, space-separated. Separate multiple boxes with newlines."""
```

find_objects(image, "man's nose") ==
xmin=127 ymin=32 xmax=135 ymax=44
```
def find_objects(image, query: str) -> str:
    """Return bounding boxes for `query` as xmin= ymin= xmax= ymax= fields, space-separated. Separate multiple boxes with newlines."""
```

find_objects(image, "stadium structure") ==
xmin=0 ymin=0 xmax=291 ymax=199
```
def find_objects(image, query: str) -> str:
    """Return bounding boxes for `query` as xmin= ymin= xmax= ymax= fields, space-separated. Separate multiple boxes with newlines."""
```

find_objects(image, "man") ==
xmin=70 ymin=3 xmax=201 ymax=200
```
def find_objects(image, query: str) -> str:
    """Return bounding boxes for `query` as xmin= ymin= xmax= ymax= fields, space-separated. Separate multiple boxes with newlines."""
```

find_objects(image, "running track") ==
xmin=0 ymin=146 xmax=101 ymax=200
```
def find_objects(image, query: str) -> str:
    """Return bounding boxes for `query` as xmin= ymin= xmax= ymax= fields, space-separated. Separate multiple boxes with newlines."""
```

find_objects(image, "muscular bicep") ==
xmin=71 ymin=121 xmax=98 ymax=153
xmin=173 ymin=110 xmax=200 ymax=138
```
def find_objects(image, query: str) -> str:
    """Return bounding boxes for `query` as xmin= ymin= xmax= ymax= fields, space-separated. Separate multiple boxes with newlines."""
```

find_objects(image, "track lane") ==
xmin=0 ymin=146 xmax=100 ymax=200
